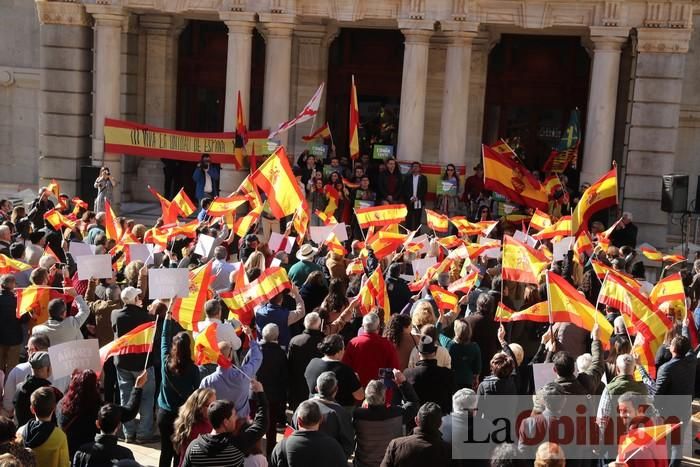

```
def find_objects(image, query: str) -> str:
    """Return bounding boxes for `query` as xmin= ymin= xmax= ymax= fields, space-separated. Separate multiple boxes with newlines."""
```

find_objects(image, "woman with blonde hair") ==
xmin=245 ymin=250 xmax=266 ymax=276
xmin=172 ymin=388 xmax=216 ymax=467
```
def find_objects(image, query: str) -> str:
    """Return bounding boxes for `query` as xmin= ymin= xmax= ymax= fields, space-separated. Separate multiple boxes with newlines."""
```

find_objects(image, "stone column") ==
xmin=438 ymin=23 xmax=478 ymax=166
xmin=35 ymin=1 xmax=93 ymax=197
xmin=623 ymin=28 xmax=691 ymax=245
xmin=465 ymin=30 xmax=495 ymax=169
xmin=580 ymin=27 xmax=629 ymax=185
xmin=397 ymin=20 xmax=433 ymax=162
xmin=133 ymin=15 xmax=185 ymax=201
xmin=259 ymin=14 xmax=295 ymax=148
xmin=85 ymin=5 xmax=127 ymax=206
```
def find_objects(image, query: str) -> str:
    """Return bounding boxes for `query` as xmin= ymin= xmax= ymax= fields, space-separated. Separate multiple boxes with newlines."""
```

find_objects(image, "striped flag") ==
xmin=147 ymin=186 xmax=179 ymax=224
xmin=44 ymin=209 xmax=76 ymax=231
xmin=358 ymin=267 xmax=390 ymax=322
xmin=0 ymin=255 xmax=31 ymax=275
xmin=366 ymin=230 xmax=406 ymax=260
xmin=292 ymin=206 xmax=310 ymax=245
xmin=533 ymin=216 xmax=571 ymax=240
xmin=448 ymin=270 xmax=478 ymax=294
xmin=234 ymin=205 xmax=262 ymax=238
xmin=640 ymin=246 xmax=663 ymax=262
xmin=617 ymin=423 xmax=681 ymax=463
xmin=325 ymin=233 xmax=347 ymax=256
xmin=302 ymin=122 xmax=331 ymax=142
xmin=252 ymin=146 xmax=307 ymax=219
xmin=482 ymin=144 xmax=548 ymax=211
xmin=171 ymin=262 xmax=214 ymax=331
xmin=349 ymin=76 xmax=360 ymax=160
xmin=194 ymin=322 xmax=232 ymax=368
xmin=99 ymin=321 xmax=157 ymax=366
xmin=649 ymin=272 xmax=686 ymax=319
xmin=15 ymin=286 xmax=51 ymax=322
xmin=206 ymin=196 xmax=249 ymax=217
xmin=529 ymin=209 xmax=552 ymax=231
xmin=171 ymin=188 xmax=196 ymax=218
xmin=495 ymin=301 xmax=551 ymax=323
xmin=220 ymin=267 xmax=293 ymax=326
xmin=426 ymin=209 xmax=449 ymax=233
xmin=355 ymin=204 xmax=407 ymax=229
xmin=104 ymin=200 xmax=122 ymax=241
xmin=502 ymin=235 xmax=549 ymax=284
xmin=429 ymin=285 xmax=459 ymax=312
xmin=346 ymin=258 xmax=364 ymax=276
xmin=571 ymin=167 xmax=618 ymax=236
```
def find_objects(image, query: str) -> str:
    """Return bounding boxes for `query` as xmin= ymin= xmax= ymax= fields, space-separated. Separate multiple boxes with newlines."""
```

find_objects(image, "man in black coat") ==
xmin=72 ymin=402 xmax=137 ymax=466
xmin=387 ymin=264 xmax=412 ymax=314
xmin=404 ymin=335 xmax=454 ymax=415
xmin=402 ymin=162 xmax=427 ymax=231
xmin=257 ymin=323 xmax=289 ymax=457
xmin=287 ymin=312 xmax=324 ymax=410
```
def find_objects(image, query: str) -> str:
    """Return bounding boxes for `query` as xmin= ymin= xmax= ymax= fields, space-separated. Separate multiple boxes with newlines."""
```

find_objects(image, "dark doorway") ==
xmin=483 ymin=34 xmax=590 ymax=174
xmin=326 ymin=28 xmax=404 ymax=158
xmin=175 ymin=20 xmax=265 ymax=198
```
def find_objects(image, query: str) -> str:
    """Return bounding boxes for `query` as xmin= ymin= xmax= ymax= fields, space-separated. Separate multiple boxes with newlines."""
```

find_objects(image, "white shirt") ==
xmin=412 ymin=175 xmax=422 ymax=209
xmin=203 ymin=169 xmax=213 ymax=193
xmin=195 ymin=318 xmax=241 ymax=351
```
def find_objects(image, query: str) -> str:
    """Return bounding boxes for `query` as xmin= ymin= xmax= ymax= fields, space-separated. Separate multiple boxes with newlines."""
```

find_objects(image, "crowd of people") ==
xmin=0 ymin=145 xmax=695 ymax=467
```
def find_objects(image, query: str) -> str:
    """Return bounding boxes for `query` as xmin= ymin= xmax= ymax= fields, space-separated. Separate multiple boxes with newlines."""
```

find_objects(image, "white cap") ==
xmin=120 ymin=286 xmax=142 ymax=304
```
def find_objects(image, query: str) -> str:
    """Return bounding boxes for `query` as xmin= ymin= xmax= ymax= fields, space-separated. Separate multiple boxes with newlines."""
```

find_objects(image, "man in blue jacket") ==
xmin=192 ymin=153 xmax=220 ymax=201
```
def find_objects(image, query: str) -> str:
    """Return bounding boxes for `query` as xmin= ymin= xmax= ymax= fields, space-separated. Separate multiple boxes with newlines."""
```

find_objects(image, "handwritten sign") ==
xmin=148 ymin=268 xmax=190 ymax=299
xmin=48 ymin=340 xmax=101 ymax=380
xmin=76 ymin=254 xmax=113 ymax=280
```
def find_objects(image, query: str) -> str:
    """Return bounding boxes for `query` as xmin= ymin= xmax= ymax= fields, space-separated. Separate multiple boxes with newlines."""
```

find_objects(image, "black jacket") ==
xmin=257 ymin=342 xmax=288 ymax=402
xmin=381 ymin=427 xmax=451 ymax=467
xmin=14 ymin=376 xmax=62 ymax=428
xmin=0 ymin=290 xmax=27 ymax=346
xmin=72 ymin=433 xmax=134 ymax=467
xmin=111 ymin=304 xmax=155 ymax=371
xmin=270 ymin=430 xmax=347 ymax=467
xmin=377 ymin=170 xmax=403 ymax=203
xmin=654 ymin=352 xmax=697 ymax=417
xmin=402 ymin=174 xmax=428 ymax=208
xmin=387 ymin=277 xmax=412 ymax=315
xmin=287 ymin=329 xmax=323 ymax=409
xmin=404 ymin=359 xmax=454 ymax=415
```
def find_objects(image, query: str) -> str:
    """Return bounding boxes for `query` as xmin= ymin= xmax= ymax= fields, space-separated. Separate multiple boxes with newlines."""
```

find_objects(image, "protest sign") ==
xmin=128 ymin=244 xmax=155 ymax=265
xmin=372 ymin=144 xmax=393 ymax=160
xmin=194 ymin=234 xmax=216 ymax=258
xmin=49 ymin=340 xmax=101 ymax=380
xmin=148 ymin=268 xmax=190 ymax=299
xmin=412 ymin=256 xmax=437 ymax=279
xmin=269 ymin=232 xmax=295 ymax=254
xmin=553 ymin=236 xmax=574 ymax=261
xmin=513 ymin=230 xmax=537 ymax=248
xmin=533 ymin=362 xmax=556 ymax=389
xmin=310 ymin=223 xmax=348 ymax=244
xmin=76 ymin=254 xmax=113 ymax=280
xmin=69 ymin=241 xmax=93 ymax=258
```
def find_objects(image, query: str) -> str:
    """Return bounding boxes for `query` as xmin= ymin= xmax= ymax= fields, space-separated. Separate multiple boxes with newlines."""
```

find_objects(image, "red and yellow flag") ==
xmin=342 ymin=177 xmax=360 ymax=190
xmin=573 ymin=232 xmax=594 ymax=264
xmin=640 ymin=246 xmax=663 ymax=262
xmin=662 ymin=254 xmax=685 ymax=264
xmin=450 ymin=217 xmax=482 ymax=236
xmin=591 ymin=260 xmax=640 ymax=289
xmin=324 ymin=185 xmax=340 ymax=215
xmin=649 ymin=272 xmax=686 ymax=319
xmin=529 ymin=209 xmax=552 ymax=231
xmin=571 ymin=167 xmax=618 ymax=236
xmin=220 ymin=267 xmax=293 ymax=325
xmin=617 ymin=423 xmax=680 ymax=463
xmin=426 ymin=209 xmax=449 ymax=233
xmin=233 ymin=90 xmax=247 ymax=170
xmin=171 ymin=188 xmax=196 ymax=218
xmin=43 ymin=209 xmax=76 ymax=231
xmin=71 ymin=197 xmax=88 ymax=217
xmin=194 ymin=322 xmax=232 ymax=368
xmin=233 ymin=205 xmax=262 ymax=238
xmin=502 ymin=235 xmax=550 ymax=284
xmin=252 ymin=146 xmax=307 ymax=219
xmin=207 ymin=196 xmax=249 ymax=217
xmin=437 ymin=235 xmax=463 ymax=250
xmin=292 ymin=206 xmax=310 ymax=245
xmin=366 ymin=230 xmax=405 ymax=260
xmin=0 ymin=255 xmax=31 ymax=275
xmin=99 ymin=321 xmax=157 ymax=365
xmin=547 ymin=271 xmax=613 ymax=345
xmin=349 ymin=75 xmax=360 ymax=160
xmin=448 ymin=270 xmax=478 ymax=294
xmin=495 ymin=301 xmax=551 ymax=323
xmin=16 ymin=286 xmax=51 ymax=324
xmin=346 ymin=258 xmax=364 ymax=276
xmin=482 ymin=145 xmax=548 ymax=211
xmin=325 ymin=233 xmax=347 ymax=257
xmin=104 ymin=200 xmax=123 ymax=241
xmin=315 ymin=210 xmax=337 ymax=226
xmin=358 ymin=267 xmax=390 ymax=322
xmin=429 ymin=285 xmax=458 ymax=312
xmin=533 ymin=216 xmax=571 ymax=240
xmin=147 ymin=186 xmax=179 ymax=225
xmin=543 ymin=175 xmax=563 ymax=198
xmin=171 ymin=262 xmax=214 ymax=331
xmin=302 ymin=122 xmax=331 ymax=142
xmin=355 ymin=204 xmax=407 ymax=229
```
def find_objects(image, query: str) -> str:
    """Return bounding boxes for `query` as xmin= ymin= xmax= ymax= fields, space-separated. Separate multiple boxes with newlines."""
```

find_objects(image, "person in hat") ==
xmin=110 ymin=286 xmax=156 ymax=444
xmin=403 ymin=335 xmax=455 ymax=415
xmin=13 ymin=351 xmax=63 ymax=427
xmin=288 ymin=244 xmax=323 ymax=289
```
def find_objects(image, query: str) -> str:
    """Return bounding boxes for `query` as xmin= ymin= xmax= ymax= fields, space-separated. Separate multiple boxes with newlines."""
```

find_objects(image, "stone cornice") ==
xmin=35 ymin=0 xmax=92 ymax=27
xmin=85 ymin=4 xmax=129 ymax=29
xmin=636 ymin=27 xmax=692 ymax=53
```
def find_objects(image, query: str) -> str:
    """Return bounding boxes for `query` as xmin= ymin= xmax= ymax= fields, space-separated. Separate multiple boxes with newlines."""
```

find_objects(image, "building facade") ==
xmin=1 ymin=0 xmax=700 ymax=245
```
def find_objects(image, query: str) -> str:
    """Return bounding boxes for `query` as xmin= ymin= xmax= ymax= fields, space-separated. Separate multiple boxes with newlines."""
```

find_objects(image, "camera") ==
xmin=378 ymin=368 xmax=394 ymax=380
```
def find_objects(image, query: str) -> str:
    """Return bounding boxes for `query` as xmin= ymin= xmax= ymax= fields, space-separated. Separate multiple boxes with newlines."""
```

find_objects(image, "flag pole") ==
xmin=593 ymin=272 xmax=608 ymax=328
xmin=143 ymin=313 xmax=160 ymax=372
xmin=545 ymin=271 xmax=555 ymax=345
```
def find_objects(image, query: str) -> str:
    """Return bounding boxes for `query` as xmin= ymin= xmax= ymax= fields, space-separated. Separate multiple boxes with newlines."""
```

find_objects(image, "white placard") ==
xmin=479 ymin=237 xmax=502 ymax=259
xmin=513 ymin=230 xmax=537 ymax=248
xmin=269 ymin=232 xmax=296 ymax=254
xmin=76 ymin=254 xmax=113 ymax=280
xmin=194 ymin=234 xmax=216 ymax=258
xmin=412 ymin=256 xmax=437 ymax=279
xmin=128 ymin=244 xmax=155 ymax=265
xmin=553 ymin=236 xmax=574 ymax=262
xmin=148 ymin=268 xmax=190 ymax=299
xmin=409 ymin=234 xmax=430 ymax=255
xmin=533 ymin=362 xmax=556 ymax=389
xmin=48 ymin=340 xmax=101 ymax=380
xmin=309 ymin=223 xmax=348 ymax=244
xmin=332 ymin=223 xmax=348 ymax=241
xmin=271 ymin=258 xmax=282 ymax=268
xmin=69 ymin=241 xmax=93 ymax=258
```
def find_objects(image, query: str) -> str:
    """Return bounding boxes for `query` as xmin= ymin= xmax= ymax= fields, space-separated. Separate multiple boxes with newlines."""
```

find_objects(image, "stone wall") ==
xmin=0 ymin=0 xmax=41 ymax=188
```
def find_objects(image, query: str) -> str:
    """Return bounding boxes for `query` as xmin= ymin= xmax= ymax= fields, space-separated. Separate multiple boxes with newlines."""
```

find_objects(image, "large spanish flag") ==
xmin=571 ymin=167 xmax=618 ymax=235
xmin=649 ymin=272 xmax=686 ymax=319
xmin=358 ymin=267 xmax=390 ymax=323
xmin=194 ymin=322 xmax=232 ymax=368
xmin=429 ymin=285 xmax=459 ymax=312
xmin=206 ymin=195 xmax=249 ymax=217
xmin=495 ymin=301 xmax=551 ymax=323
xmin=426 ymin=209 xmax=449 ymax=233
xmin=99 ymin=321 xmax=157 ymax=366
xmin=171 ymin=188 xmax=196 ymax=217
xmin=251 ymin=146 xmax=307 ymax=219
xmin=349 ymin=75 xmax=360 ymax=160
xmin=482 ymin=145 xmax=548 ymax=211
xmin=599 ymin=274 xmax=672 ymax=344
xmin=502 ymin=235 xmax=550 ymax=284
xmin=220 ymin=267 xmax=293 ymax=325
xmin=15 ymin=286 xmax=51 ymax=323
xmin=0 ymin=255 xmax=31 ymax=275
xmin=547 ymin=271 xmax=613 ymax=345
xmin=355 ymin=204 xmax=407 ymax=229
xmin=171 ymin=262 xmax=214 ymax=331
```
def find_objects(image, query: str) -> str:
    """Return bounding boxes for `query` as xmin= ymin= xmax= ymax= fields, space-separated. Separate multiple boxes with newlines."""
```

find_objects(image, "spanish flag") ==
xmin=234 ymin=204 xmax=262 ymax=238
xmin=236 ymin=173 xmax=263 ymax=209
xmin=495 ymin=301 xmax=551 ymax=323
xmin=591 ymin=260 xmax=640 ymax=288
xmin=573 ymin=232 xmax=594 ymax=264
xmin=0 ymin=255 xmax=31 ymax=275
xmin=448 ymin=270 xmax=478 ymax=294
xmin=429 ymin=285 xmax=458 ymax=312
xmin=649 ymin=272 xmax=686 ymax=319
xmin=349 ymin=75 xmax=360 ymax=160
xmin=366 ymin=230 xmax=405 ymax=260
xmin=662 ymin=254 xmax=685 ymax=264
xmin=315 ymin=210 xmax=337 ymax=226
xmin=251 ymin=146 xmax=307 ymax=219
xmin=167 ymin=219 xmax=199 ymax=240
xmin=358 ymin=267 xmax=390 ymax=322
xmin=233 ymin=90 xmax=246 ymax=170
xmin=171 ymin=262 xmax=214 ymax=331
xmin=147 ymin=186 xmax=178 ymax=224
xmin=571 ymin=167 xmax=618 ymax=236
xmin=71 ymin=197 xmax=88 ymax=217
xmin=302 ymin=122 xmax=332 ymax=142
xmin=355 ymin=204 xmax=407 ymax=229
xmin=633 ymin=334 xmax=662 ymax=379
xmin=640 ymin=246 xmax=663 ymax=262
xmin=324 ymin=185 xmax=340 ymax=215
xmin=547 ymin=271 xmax=613 ymax=345
xmin=617 ymin=423 xmax=681 ymax=463
xmin=342 ymin=177 xmax=360 ymax=190
xmin=325 ymin=233 xmax=347 ymax=256
xmin=426 ymin=209 xmax=449 ymax=233
xmin=533 ymin=216 xmax=571 ymax=240
xmin=104 ymin=200 xmax=122 ymax=241
xmin=220 ymin=267 xmax=292 ymax=325
xmin=43 ymin=209 xmax=76 ymax=231
xmin=529 ymin=209 xmax=552 ymax=231
xmin=437 ymin=235 xmax=462 ymax=250
xmin=599 ymin=274 xmax=672 ymax=344
xmin=15 ymin=286 xmax=51 ymax=323
xmin=194 ymin=322 xmax=232 ymax=368
xmin=47 ymin=179 xmax=61 ymax=200
xmin=292 ymin=206 xmax=310 ymax=245
xmin=482 ymin=145 xmax=548 ymax=211
xmin=99 ymin=321 xmax=157 ymax=366
xmin=543 ymin=175 xmax=563 ymax=197
xmin=450 ymin=217 xmax=482 ymax=236
xmin=346 ymin=258 xmax=364 ymax=276
xmin=171 ymin=188 xmax=196 ymax=218
xmin=502 ymin=235 xmax=549 ymax=284
xmin=207 ymin=195 xmax=249 ymax=217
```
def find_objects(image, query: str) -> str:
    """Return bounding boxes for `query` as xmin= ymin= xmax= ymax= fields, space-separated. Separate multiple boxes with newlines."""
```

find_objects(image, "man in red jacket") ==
xmin=342 ymin=312 xmax=399 ymax=387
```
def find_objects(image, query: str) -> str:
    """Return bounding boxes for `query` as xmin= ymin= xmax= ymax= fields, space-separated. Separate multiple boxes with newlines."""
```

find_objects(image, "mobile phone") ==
xmin=378 ymin=368 xmax=394 ymax=380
